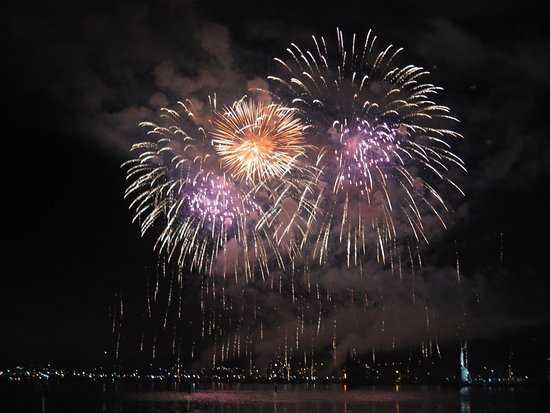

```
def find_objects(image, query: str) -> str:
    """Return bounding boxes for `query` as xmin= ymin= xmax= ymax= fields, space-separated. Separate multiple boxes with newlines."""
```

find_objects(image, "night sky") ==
xmin=3 ymin=1 xmax=549 ymax=367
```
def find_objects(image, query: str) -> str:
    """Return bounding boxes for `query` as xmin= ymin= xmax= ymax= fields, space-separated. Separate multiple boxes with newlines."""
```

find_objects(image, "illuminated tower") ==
xmin=460 ymin=341 xmax=472 ymax=385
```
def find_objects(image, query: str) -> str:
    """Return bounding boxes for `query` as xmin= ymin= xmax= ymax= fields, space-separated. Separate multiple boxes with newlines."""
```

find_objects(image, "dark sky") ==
xmin=3 ymin=0 xmax=549 ymax=366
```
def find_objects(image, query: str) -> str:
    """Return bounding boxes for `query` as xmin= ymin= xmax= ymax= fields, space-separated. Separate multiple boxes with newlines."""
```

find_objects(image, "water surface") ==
xmin=5 ymin=381 xmax=543 ymax=412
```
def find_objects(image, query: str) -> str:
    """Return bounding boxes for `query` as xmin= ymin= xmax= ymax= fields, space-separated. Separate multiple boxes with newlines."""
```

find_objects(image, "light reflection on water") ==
xmin=7 ymin=382 xmax=540 ymax=413
xmin=125 ymin=384 xmax=455 ymax=412
xmin=123 ymin=383 xmax=469 ymax=413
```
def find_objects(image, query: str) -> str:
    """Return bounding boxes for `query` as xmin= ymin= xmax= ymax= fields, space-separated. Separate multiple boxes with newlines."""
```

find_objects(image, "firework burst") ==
xmin=269 ymin=28 xmax=466 ymax=266
xmin=212 ymin=98 xmax=308 ymax=184
xmin=123 ymin=98 xmax=286 ymax=279
xmin=123 ymin=95 xmax=321 ymax=278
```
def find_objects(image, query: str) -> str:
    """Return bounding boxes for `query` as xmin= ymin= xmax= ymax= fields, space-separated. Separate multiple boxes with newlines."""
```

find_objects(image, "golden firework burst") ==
xmin=211 ymin=98 xmax=307 ymax=183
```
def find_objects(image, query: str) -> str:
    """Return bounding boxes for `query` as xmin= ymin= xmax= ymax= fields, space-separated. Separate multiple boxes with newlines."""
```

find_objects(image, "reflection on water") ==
xmin=124 ymin=384 xmax=452 ymax=412
xmin=3 ymin=382 xmax=542 ymax=413
xmin=459 ymin=387 xmax=471 ymax=413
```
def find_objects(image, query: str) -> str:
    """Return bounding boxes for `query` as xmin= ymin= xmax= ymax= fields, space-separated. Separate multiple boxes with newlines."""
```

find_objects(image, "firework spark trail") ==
xmin=127 ymin=249 xmax=454 ymax=376
xmin=269 ymin=28 xmax=466 ymax=267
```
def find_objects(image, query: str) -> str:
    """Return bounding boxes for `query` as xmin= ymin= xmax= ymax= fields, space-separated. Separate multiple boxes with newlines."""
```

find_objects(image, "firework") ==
xmin=117 ymin=32 xmax=471 ymax=374
xmin=212 ymin=98 xmax=308 ymax=184
xmin=123 ymin=97 xmax=286 ymax=279
xmin=268 ymin=28 xmax=466 ymax=266
xmin=123 ymin=94 xmax=320 ymax=278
